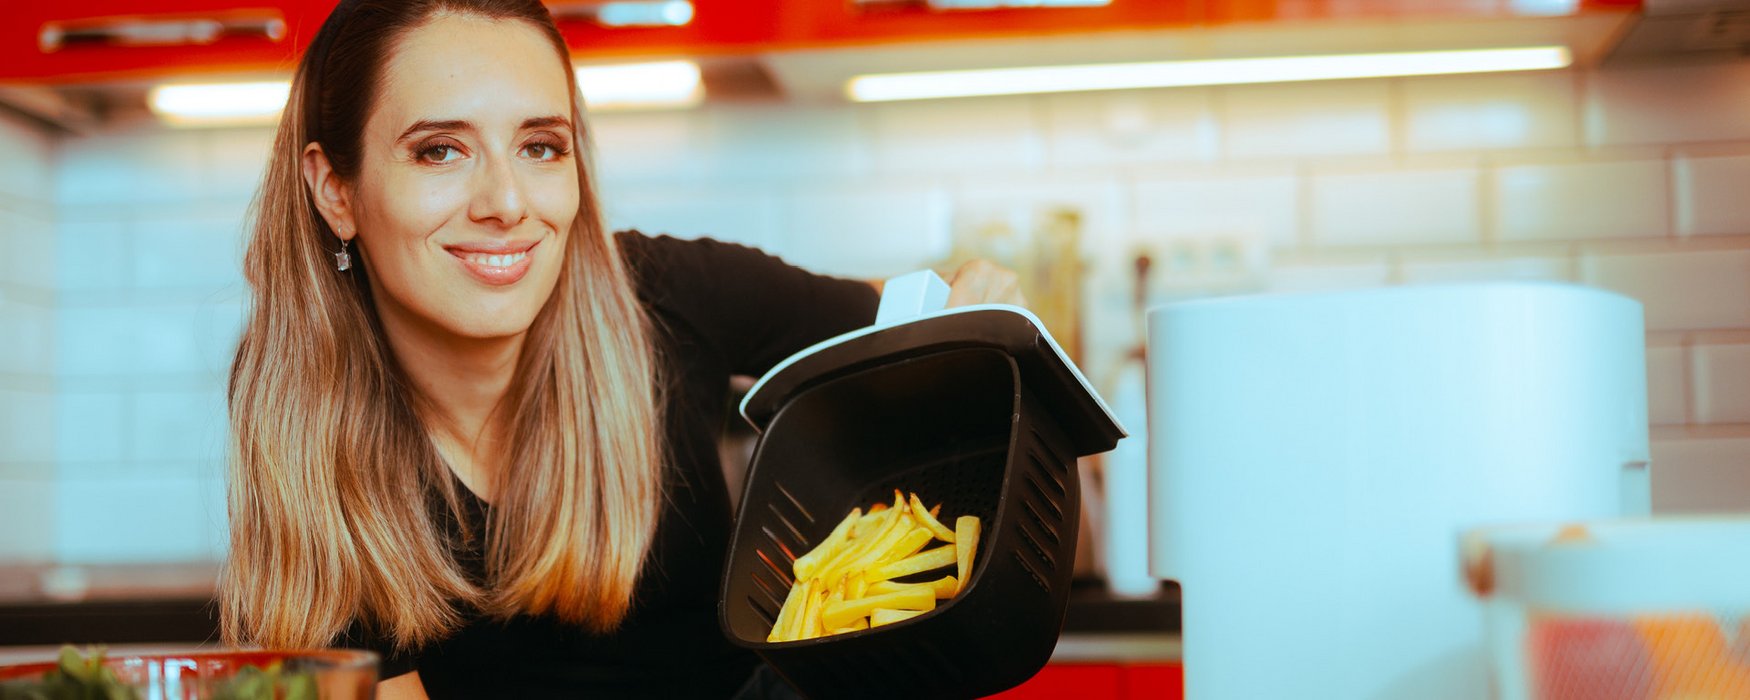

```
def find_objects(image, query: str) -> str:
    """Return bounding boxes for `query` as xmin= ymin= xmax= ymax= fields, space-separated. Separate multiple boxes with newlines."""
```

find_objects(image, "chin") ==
xmin=446 ymin=302 xmax=544 ymax=340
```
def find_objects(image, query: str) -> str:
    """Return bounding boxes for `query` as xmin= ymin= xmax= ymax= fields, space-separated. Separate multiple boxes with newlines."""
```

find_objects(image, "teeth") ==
xmin=464 ymin=251 xmax=527 ymax=268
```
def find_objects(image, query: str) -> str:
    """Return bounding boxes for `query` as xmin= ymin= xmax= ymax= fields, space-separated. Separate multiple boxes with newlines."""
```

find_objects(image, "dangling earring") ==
xmin=335 ymin=237 xmax=352 ymax=272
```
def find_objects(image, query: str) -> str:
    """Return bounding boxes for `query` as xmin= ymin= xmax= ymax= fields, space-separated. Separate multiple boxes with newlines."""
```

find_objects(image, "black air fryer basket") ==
xmin=720 ymin=307 xmax=1125 ymax=700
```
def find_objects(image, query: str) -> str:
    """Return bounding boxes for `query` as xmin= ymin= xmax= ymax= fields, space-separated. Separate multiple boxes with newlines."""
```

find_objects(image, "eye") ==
xmin=416 ymin=141 xmax=464 ymax=164
xmin=521 ymin=138 xmax=568 ymax=162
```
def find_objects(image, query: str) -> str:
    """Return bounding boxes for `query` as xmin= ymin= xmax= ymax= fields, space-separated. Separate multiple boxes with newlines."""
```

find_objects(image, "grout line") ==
xmin=1294 ymin=162 xmax=1313 ymax=252
xmin=1573 ymin=69 xmax=1594 ymax=151
xmin=1650 ymin=423 xmax=1750 ymax=441
xmin=1681 ymin=333 xmax=1697 ymax=426
xmin=1387 ymin=78 xmax=1409 ymax=163
xmin=1663 ymin=146 xmax=1680 ymax=241
xmin=1477 ymin=154 xmax=1498 ymax=252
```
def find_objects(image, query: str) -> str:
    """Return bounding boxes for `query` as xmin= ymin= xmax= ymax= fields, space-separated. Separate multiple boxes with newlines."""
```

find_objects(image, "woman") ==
xmin=220 ymin=1 xmax=1021 ymax=697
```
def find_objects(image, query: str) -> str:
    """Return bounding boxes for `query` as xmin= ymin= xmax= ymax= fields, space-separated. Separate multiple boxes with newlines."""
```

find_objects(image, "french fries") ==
xmin=767 ymin=490 xmax=981 ymax=642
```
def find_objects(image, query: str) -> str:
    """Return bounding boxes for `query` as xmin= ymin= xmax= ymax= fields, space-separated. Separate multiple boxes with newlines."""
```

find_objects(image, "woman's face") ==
xmin=347 ymin=14 xmax=578 ymax=341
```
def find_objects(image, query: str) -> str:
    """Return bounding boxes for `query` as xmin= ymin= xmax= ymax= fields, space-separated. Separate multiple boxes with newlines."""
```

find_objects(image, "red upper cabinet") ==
xmin=0 ymin=0 xmax=1642 ymax=84
xmin=2 ymin=0 xmax=337 ymax=83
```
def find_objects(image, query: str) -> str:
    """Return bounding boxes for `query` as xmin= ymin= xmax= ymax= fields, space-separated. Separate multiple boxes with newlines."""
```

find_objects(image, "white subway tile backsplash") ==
xmin=1580 ymin=249 xmax=1750 ymax=332
xmin=1645 ymin=345 xmax=1687 ymax=426
xmin=1220 ymin=80 xmax=1391 ymax=160
xmin=589 ymin=111 xmax=708 ymax=184
xmin=0 ymin=479 xmax=55 ymax=561
xmin=1132 ymin=172 xmax=1299 ymax=250
xmin=953 ymin=176 xmax=1127 ymax=259
xmin=0 ymin=110 xmax=55 ymax=204
xmin=58 ymin=305 xmax=208 ymax=376
xmin=195 ymin=302 xmax=247 ymax=379
xmin=1398 ymin=255 xmax=1572 ymax=285
xmin=599 ymin=184 xmax=782 ymax=250
xmin=132 ymin=211 xmax=251 ymax=291
xmin=781 ymin=183 xmax=951 ymax=278
xmin=56 ymin=219 xmax=129 ymax=290
xmin=0 ymin=299 xmax=53 ymax=375
xmin=1264 ymin=258 xmax=1393 ymax=293
xmin=0 ymin=208 xmax=56 ymax=290
xmin=1585 ymin=62 xmax=1750 ymax=147
xmin=1403 ymin=71 xmax=1579 ymax=152
xmin=1674 ymin=154 xmax=1750 ymax=237
xmin=56 ymin=392 xmax=129 ymax=464
xmin=1042 ymin=88 xmax=1218 ymax=167
xmin=56 ymin=127 xmax=204 ymax=206
xmin=134 ymin=306 xmax=209 ymax=376
xmin=1494 ymin=158 xmax=1667 ymax=242
xmin=201 ymin=127 xmax=276 ymax=199
xmin=0 ymin=390 xmax=55 ymax=463
xmin=1650 ymin=437 xmax=1750 ymax=514
xmin=57 ymin=307 xmax=137 ymax=376
xmin=868 ymin=96 xmax=1044 ymax=175
xmin=16 ymin=61 xmax=1750 ymax=565
xmin=131 ymin=390 xmax=227 ymax=465
xmin=55 ymin=477 xmax=227 ymax=562
xmin=699 ymin=105 xmax=871 ymax=180
xmin=1310 ymin=167 xmax=1479 ymax=247
xmin=1691 ymin=343 xmax=1750 ymax=425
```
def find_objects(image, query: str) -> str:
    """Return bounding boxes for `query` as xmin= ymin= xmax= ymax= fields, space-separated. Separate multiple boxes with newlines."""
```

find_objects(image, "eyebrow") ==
xmin=397 ymin=115 xmax=573 ymax=143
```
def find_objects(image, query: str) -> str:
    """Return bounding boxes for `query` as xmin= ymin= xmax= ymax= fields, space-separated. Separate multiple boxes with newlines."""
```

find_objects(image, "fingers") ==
xmin=946 ymin=259 xmax=1027 ymax=308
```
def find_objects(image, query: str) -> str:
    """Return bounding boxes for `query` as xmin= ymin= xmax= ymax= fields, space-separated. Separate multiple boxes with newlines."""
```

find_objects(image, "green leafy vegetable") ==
xmin=0 ymin=647 xmax=319 ymax=700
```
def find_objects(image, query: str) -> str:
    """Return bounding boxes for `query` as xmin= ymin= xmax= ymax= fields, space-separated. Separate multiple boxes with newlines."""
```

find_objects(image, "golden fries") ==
xmin=766 ymin=491 xmax=982 ymax=642
xmin=955 ymin=515 xmax=981 ymax=595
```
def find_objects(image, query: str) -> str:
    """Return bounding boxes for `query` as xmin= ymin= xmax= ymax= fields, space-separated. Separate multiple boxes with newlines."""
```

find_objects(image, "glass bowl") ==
xmin=0 ymin=647 xmax=378 ymax=699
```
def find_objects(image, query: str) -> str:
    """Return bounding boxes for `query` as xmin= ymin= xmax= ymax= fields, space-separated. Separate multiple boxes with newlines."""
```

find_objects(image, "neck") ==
xmin=374 ymin=292 xmax=524 ymax=501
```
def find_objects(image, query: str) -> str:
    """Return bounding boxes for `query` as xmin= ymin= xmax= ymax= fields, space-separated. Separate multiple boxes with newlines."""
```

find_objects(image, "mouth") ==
xmin=445 ymin=239 xmax=539 ymax=286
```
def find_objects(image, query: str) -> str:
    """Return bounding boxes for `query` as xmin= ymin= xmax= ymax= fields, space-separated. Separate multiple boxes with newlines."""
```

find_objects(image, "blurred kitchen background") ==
xmin=1 ymin=0 xmax=1749 ymax=661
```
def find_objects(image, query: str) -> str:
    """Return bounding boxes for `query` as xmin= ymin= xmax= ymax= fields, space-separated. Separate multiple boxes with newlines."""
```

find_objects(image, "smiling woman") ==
xmin=221 ymin=1 xmax=1021 ymax=698
xmin=216 ymin=1 xmax=886 ymax=699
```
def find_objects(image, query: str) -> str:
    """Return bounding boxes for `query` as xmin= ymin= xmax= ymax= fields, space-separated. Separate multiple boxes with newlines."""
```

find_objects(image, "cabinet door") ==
xmin=4 ymin=0 xmax=334 ymax=83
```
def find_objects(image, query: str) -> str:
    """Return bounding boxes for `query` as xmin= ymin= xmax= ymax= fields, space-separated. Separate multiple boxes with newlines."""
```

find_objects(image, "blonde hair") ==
xmin=221 ymin=0 xmax=663 ymax=650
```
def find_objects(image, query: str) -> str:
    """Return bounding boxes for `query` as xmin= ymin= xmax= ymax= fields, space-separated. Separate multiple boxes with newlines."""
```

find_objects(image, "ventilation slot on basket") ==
xmin=1024 ymin=472 xmax=1064 ymax=521
xmin=1015 ymin=512 xmax=1056 ymax=571
xmin=1030 ymin=428 xmax=1071 ymax=480
xmin=1020 ymin=499 xmax=1061 ymax=547
xmin=1027 ymin=453 xmax=1067 ymax=501
xmin=774 ymin=482 xmax=816 ymax=526
xmin=1011 ymin=550 xmax=1050 ymax=591
xmin=745 ymin=595 xmax=778 ymax=627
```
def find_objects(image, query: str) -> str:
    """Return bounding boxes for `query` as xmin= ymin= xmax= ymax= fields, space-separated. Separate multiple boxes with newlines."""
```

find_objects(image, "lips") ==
xmin=444 ymin=239 xmax=539 ymax=286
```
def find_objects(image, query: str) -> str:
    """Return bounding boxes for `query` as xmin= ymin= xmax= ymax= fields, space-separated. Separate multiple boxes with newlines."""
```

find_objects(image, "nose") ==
xmin=468 ymin=153 xmax=529 ymax=229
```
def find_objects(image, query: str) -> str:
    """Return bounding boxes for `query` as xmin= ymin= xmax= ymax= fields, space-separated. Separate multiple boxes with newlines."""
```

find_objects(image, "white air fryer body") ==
xmin=1146 ymin=282 xmax=1649 ymax=700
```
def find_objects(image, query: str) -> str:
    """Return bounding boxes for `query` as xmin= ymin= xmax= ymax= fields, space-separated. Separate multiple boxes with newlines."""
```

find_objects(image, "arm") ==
xmin=378 ymin=671 xmax=430 ymax=700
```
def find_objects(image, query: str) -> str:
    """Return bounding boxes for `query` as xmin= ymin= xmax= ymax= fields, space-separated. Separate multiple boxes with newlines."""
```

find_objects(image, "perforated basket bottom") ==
xmin=737 ymin=445 xmax=1006 ymax=633
xmin=1526 ymin=612 xmax=1750 ymax=700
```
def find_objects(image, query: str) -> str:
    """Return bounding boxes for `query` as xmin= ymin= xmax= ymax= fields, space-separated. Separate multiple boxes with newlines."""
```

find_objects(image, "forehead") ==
xmin=375 ymin=13 xmax=573 ymax=131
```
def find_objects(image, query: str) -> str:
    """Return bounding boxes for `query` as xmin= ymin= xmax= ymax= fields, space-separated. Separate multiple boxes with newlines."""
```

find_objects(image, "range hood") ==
xmin=1606 ymin=0 xmax=1750 ymax=64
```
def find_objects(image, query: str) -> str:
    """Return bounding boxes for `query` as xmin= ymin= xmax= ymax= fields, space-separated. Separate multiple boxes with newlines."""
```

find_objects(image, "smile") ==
xmin=445 ymin=239 xmax=539 ymax=286
xmin=461 ymin=251 xmax=527 ymax=268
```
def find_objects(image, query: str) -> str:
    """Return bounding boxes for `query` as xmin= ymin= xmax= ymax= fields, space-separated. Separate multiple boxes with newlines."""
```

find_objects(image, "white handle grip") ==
xmin=874 ymin=269 xmax=951 ymax=325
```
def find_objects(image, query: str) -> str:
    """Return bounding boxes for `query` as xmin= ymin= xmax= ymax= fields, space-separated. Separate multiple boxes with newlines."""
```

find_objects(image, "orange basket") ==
xmin=1463 ymin=518 xmax=1750 ymax=700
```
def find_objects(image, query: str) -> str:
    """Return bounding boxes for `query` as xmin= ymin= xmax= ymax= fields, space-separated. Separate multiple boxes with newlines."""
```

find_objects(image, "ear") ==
xmin=302 ymin=142 xmax=358 ymax=242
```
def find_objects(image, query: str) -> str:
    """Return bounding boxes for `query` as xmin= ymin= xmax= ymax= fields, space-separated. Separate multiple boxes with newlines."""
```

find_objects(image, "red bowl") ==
xmin=0 ymin=648 xmax=378 ymax=699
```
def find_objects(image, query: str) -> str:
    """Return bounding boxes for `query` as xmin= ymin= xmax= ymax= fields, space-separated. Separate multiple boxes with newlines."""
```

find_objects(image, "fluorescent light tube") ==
xmin=846 ymin=46 xmax=1572 ymax=102
xmin=575 ymin=60 xmax=703 ymax=110
xmin=148 ymin=81 xmax=290 ymax=126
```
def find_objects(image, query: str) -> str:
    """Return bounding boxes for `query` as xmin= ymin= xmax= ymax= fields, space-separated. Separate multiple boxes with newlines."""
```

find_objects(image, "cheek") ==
xmin=533 ymin=176 xmax=581 ymax=233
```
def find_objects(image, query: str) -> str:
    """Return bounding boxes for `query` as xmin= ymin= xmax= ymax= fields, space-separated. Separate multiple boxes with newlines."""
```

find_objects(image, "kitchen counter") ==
xmin=1 ymin=563 xmax=1179 ymax=659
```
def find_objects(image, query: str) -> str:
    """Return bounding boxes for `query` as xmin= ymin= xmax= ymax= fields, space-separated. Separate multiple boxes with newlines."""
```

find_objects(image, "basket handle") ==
xmin=874 ymin=269 xmax=951 ymax=326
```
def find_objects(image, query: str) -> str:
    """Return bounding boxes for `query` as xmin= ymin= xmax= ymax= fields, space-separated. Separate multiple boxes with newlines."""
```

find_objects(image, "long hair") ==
xmin=221 ymin=0 xmax=664 ymax=650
